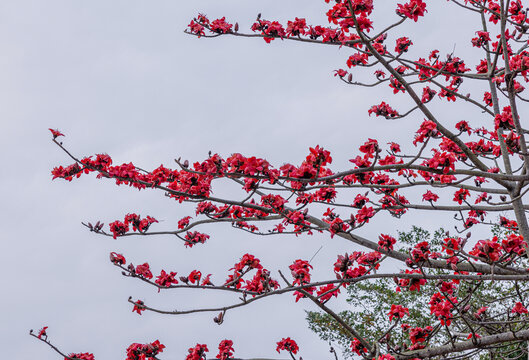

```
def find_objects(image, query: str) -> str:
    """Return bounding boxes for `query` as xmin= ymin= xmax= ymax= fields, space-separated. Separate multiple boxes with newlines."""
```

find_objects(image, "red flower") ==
xmin=453 ymin=189 xmax=470 ymax=204
xmin=155 ymin=270 xmax=179 ymax=288
xmin=186 ymin=344 xmax=209 ymax=360
xmin=355 ymin=206 xmax=375 ymax=224
xmin=413 ymin=120 xmax=438 ymax=145
xmin=494 ymin=106 xmax=514 ymax=130
xmin=184 ymin=231 xmax=210 ymax=247
xmin=469 ymin=238 xmax=502 ymax=262
xmin=422 ymin=190 xmax=439 ymax=202
xmin=396 ymin=270 xmax=427 ymax=292
xmin=502 ymin=234 xmax=526 ymax=255
xmin=512 ymin=302 xmax=528 ymax=315
xmin=49 ymin=128 xmax=65 ymax=139
xmin=286 ymin=17 xmax=307 ymax=37
xmin=132 ymin=300 xmax=146 ymax=315
xmin=178 ymin=216 xmax=192 ymax=229
xmin=316 ymin=284 xmax=340 ymax=302
xmin=350 ymin=338 xmax=367 ymax=355
xmin=395 ymin=37 xmax=413 ymax=54
xmin=347 ymin=53 xmax=369 ymax=67
xmin=389 ymin=77 xmax=405 ymax=93
xmin=67 ymin=353 xmax=95 ymax=360
xmin=442 ymin=237 xmax=462 ymax=256
xmin=109 ymin=252 xmax=126 ymax=265
xmin=37 ymin=326 xmax=48 ymax=339
xmin=475 ymin=306 xmax=488 ymax=320
xmin=276 ymin=337 xmax=299 ymax=354
xmin=334 ymin=69 xmax=347 ymax=77
xmin=188 ymin=20 xmax=205 ymax=37
xmin=368 ymin=102 xmax=399 ymax=118
xmin=216 ymin=339 xmax=235 ymax=360
xmin=378 ymin=234 xmax=396 ymax=251
xmin=136 ymin=263 xmax=153 ymax=279
xmin=396 ymin=0 xmax=427 ymax=22
xmin=210 ymin=17 xmax=233 ymax=34
xmin=409 ymin=326 xmax=433 ymax=344
xmin=289 ymin=259 xmax=312 ymax=285
xmin=189 ymin=270 xmax=202 ymax=284
xmin=471 ymin=31 xmax=490 ymax=47
xmin=109 ymin=220 xmax=129 ymax=239
xmin=388 ymin=304 xmax=409 ymax=321
xmin=127 ymin=340 xmax=165 ymax=360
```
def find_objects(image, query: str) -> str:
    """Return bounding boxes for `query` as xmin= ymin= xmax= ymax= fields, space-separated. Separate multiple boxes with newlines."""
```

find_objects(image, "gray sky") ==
xmin=1 ymin=1 xmax=493 ymax=359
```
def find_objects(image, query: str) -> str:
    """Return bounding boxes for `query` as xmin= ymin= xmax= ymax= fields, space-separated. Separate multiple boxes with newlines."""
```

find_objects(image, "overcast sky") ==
xmin=1 ymin=1 xmax=496 ymax=359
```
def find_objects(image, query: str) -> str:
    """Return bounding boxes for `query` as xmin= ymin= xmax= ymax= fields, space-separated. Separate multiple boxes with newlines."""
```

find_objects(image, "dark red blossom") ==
xmin=471 ymin=31 xmax=490 ymax=47
xmin=316 ymin=284 xmax=340 ymax=303
xmin=347 ymin=53 xmax=369 ymax=67
xmin=216 ymin=340 xmax=235 ymax=360
xmin=49 ymin=128 xmax=65 ymax=138
xmin=126 ymin=340 xmax=165 ymax=360
xmin=286 ymin=18 xmax=307 ymax=37
xmin=453 ymin=189 xmax=470 ymax=204
xmin=409 ymin=326 xmax=433 ymax=344
xmin=37 ymin=326 xmax=48 ymax=339
xmin=67 ymin=353 xmax=95 ymax=360
xmin=186 ymin=344 xmax=209 ymax=360
xmin=494 ymin=106 xmax=514 ymax=130
xmin=109 ymin=220 xmax=128 ymax=239
xmin=184 ymin=231 xmax=210 ymax=247
xmin=395 ymin=37 xmax=413 ymax=54
xmin=378 ymin=234 xmax=396 ymax=251
xmin=155 ymin=270 xmax=178 ymax=288
xmin=132 ymin=300 xmax=146 ymax=315
xmin=210 ymin=17 xmax=233 ymax=34
xmin=396 ymin=270 xmax=427 ymax=292
xmin=512 ymin=302 xmax=528 ymax=315
xmin=276 ymin=338 xmax=299 ymax=354
xmin=109 ymin=252 xmax=126 ymax=265
xmin=251 ymin=19 xmax=286 ymax=43
xmin=389 ymin=77 xmax=405 ymax=93
xmin=368 ymin=102 xmax=399 ymax=118
xmin=388 ymin=304 xmax=409 ymax=321
xmin=396 ymin=0 xmax=427 ymax=22
xmin=188 ymin=20 xmax=205 ymax=37
xmin=289 ymin=259 xmax=312 ymax=285
xmin=422 ymin=190 xmax=439 ymax=202
xmin=350 ymin=338 xmax=367 ymax=355
xmin=135 ymin=263 xmax=153 ymax=279
xmin=469 ymin=238 xmax=503 ymax=262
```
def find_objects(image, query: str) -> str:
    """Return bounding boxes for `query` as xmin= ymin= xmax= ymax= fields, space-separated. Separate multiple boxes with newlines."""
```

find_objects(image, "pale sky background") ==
xmin=1 ymin=1 xmax=501 ymax=359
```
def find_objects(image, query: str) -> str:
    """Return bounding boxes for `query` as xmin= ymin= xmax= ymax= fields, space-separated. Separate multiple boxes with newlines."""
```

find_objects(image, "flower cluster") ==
xmin=125 ymin=341 xmax=165 ymax=360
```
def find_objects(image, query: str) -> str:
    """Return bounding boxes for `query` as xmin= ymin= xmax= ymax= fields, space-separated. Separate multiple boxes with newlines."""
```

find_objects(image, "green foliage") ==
xmin=306 ymin=226 xmax=529 ymax=359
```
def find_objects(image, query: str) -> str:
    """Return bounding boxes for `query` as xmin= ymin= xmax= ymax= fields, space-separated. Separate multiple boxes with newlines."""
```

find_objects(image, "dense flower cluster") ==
xmin=126 ymin=341 xmax=165 ymax=360
xmin=276 ymin=337 xmax=299 ymax=354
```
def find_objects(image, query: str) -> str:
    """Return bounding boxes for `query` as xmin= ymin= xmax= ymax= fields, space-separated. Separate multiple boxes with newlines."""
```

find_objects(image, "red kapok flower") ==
xmin=512 ymin=302 xmax=529 ymax=315
xmin=67 ymin=353 xmax=95 ymax=360
xmin=49 ymin=128 xmax=65 ymax=139
xmin=276 ymin=337 xmax=299 ymax=354
xmin=37 ymin=326 xmax=48 ymax=339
